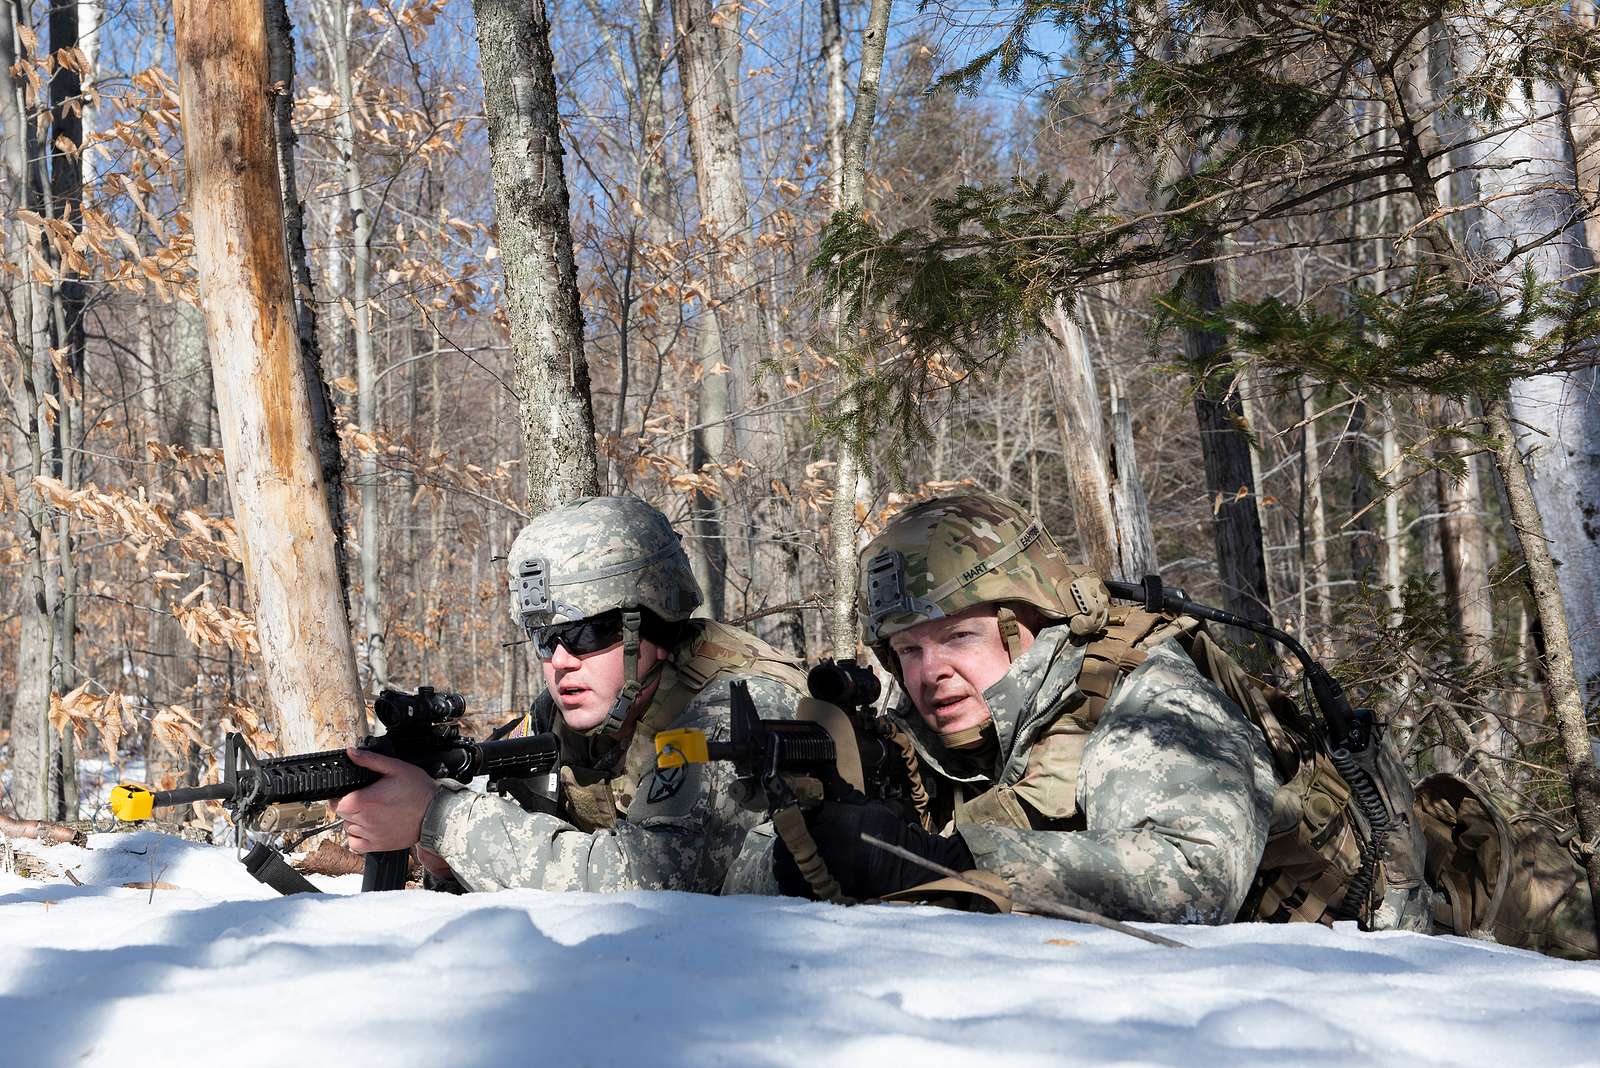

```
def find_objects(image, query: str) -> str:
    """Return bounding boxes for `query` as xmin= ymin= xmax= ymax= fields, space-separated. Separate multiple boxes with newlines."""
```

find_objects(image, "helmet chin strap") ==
xmin=995 ymin=605 xmax=1023 ymax=661
xmin=587 ymin=607 xmax=653 ymax=738
xmin=939 ymin=719 xmax=995 ymax=751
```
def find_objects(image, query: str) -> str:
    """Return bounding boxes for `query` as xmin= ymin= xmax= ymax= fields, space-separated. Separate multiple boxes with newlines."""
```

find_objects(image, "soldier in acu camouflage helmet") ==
xmin=335 ymin=495 xmax=810 ymax=895
xmin=751 ymin=491 xmax=1280 ymax=923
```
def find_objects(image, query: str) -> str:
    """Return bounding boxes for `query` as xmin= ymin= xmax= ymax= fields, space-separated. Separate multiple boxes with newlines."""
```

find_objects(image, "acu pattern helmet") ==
xmin=859 ymin=492 xmax=1105 ymax=659
xmin=508 ymin=496 xmax=702 ymax=735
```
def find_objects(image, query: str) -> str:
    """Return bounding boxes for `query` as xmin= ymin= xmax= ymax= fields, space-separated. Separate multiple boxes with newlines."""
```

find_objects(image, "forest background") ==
xmin=2 ymin=0 xmax=1598 ymax=861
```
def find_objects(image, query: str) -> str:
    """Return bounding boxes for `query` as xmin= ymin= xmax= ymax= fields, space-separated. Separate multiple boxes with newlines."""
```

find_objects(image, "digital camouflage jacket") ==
xmin=419 ymin=621 xmax=806 ymax=893
xmin=902 ymin=623 xmax=1278 ymax=924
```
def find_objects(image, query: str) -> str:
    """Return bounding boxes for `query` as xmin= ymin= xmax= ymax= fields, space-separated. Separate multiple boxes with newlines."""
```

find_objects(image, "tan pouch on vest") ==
xmin=1417 ymin=773 xmax=1598 ymax=960
xmin=560 ymin=765 xmax=621 ymax=832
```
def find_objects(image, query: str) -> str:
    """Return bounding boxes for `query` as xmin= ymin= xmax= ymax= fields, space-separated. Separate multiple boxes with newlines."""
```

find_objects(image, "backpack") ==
xmin=1075 ymin=606 xmax=1431 ymax=930
xmin=1414 ymin=773 xmax=1599 ymax=959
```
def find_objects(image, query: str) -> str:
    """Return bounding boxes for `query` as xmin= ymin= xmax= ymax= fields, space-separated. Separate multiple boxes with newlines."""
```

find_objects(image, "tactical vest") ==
xmin=544 ymin=620 xmax=808 ymax=832
xmin=1085 ymin=607 xmax=1432 ymax=927
xmin=955 ymin=606 xmax=1427 ymax=928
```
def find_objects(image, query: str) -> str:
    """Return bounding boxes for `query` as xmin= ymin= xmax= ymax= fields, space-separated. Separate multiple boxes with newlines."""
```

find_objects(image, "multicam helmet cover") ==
xmin=507 ymin=495 xmax=702 ymax=634
xmin=858 ymin=492 xmax=1081 ymax=645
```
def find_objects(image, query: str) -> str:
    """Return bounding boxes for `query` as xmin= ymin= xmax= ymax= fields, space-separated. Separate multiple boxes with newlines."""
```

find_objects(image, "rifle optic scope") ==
xmin=806 ymin=659 xmax=881 ymax=710
xmin=374 ymin=686 xmax=466 ymax=730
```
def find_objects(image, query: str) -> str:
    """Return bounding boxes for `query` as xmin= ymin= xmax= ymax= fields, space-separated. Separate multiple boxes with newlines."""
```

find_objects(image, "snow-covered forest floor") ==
xmin=2 ymin=830 xmax=1597 ymax=1067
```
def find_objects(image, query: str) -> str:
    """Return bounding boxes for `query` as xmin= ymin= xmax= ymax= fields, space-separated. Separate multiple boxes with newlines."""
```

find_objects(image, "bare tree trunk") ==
xmin=1297 ymin=379 xmax=1333 ymax=650
xmin=1451 ymin=20 xmax=1600 ymax=710
xmin=826 ymin=0 xmax=891 ymax=658
xmin=1433 ymin=397 xmax=1493 ymax=663
xmin=689 ymin=316 xmax=728 ymax=619
xmin=1436 ymin=11 xmax=1600 ymax=927
xmin=1488 ymin=396 xmax=1600 ymax=937
xmin=319 ymin=0 xmax=387 ymax=691
xmin=3 ymin=0 xmax=61 ymax=819
xmin=173 ymin=0 xmax=366 ymax=752
xmin=822 ymin=0 xmax=845 ymax=206
xmin=47 ymin=0 xmax=84 ymax=816
xmin=1183 ymin=260 xmax=1275 ymax=655
xmin=1046 ymin=300 xmax=1117 ymax=578
xmin=266 ymin=0 xmax=350 ymax=607
xmin=471 ymin=0 xmax=601 ymax=510
xmin=1045 ymin=297 xmax=1157 ymax=583
xmin=1107 ymin=374 xmax=1157 ymax=579
xmin=671 ymin=0 xmax=800 ymax=647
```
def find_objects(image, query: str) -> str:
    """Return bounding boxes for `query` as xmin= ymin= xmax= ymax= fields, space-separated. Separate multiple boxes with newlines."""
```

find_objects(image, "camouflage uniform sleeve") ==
xmin=956 ymin=642 xmax=1277 ymax=924
xmin=417 ymin=674 xmax=801 ymax=894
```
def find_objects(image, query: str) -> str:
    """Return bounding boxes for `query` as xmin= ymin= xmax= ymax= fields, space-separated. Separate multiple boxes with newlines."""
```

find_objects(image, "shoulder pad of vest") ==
xmin=674 ymin=620 xmax=807 ymax=692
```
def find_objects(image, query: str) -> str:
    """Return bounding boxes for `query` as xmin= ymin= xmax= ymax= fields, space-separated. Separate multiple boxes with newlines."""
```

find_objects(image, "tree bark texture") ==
xmin=3 ymin=0 xmax=65 ymax=818
xmin=1182 ymin=259 xmax=1275 ymax=648
xmin=47 ymin=0 xmax=84 ymax=816
xmin=1432 ymin=398 xmax=1493 ymax=664
xmin=1453 ymin=20 xmax=1600 ymax=710
xmin=173 ymin=0 xmax=366 ymax=753
xmin=1046 ymin=300 xmax=1117 ymax=577
xmin=472 ymin=0 xmax=601 ymax=511
xmin=322 ymin=0 xmax=387 ymax=690
xmin=671 ymin=0 xmax=800 ymax=649
xmin=1107 ymin=377 xmax=1157 ymax=580
xmin=265 ymin=0 xmax=350 ymax=613
xmin=1486 ymin=396 xmax=1600 ymax=937
xmin=826 ymin=0 xmax=892 ymax=659
xmin=1047 ymin=300 xmax=1157 ymax=582
xmin=689 ymin=316 xmax=728 ymax=619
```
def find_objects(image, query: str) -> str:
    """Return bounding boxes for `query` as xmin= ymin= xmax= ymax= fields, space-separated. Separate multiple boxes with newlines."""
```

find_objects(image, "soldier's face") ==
xmin=541 ymin=635 xmax=669 ymax=732
xmin=887 ymin=605 xmax=1036 ymax=735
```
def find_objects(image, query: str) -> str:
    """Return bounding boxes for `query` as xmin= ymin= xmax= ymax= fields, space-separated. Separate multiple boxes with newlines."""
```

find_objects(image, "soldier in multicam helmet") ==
xmin=755 ymin=491 xmax=1279 ymax=923
xmin=335 ymin=495 xmax=808 ymax=893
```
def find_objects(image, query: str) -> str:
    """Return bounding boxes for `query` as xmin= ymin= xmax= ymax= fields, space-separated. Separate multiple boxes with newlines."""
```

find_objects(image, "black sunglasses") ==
xmin=530 ymin=611 xmax=625 ymax=659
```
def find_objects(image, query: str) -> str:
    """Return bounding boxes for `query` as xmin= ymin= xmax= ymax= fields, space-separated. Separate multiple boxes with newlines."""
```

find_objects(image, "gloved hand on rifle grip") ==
xmin=773 ymin=794 xmax=974 ymax=900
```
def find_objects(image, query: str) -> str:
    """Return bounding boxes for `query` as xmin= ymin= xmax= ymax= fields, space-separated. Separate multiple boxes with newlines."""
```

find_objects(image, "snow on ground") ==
xmin=2 ymin=831 xmax=1598 ymax=1068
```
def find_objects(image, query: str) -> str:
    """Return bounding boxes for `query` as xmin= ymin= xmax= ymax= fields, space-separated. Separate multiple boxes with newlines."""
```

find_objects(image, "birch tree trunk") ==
xmin=321 ymin=0 xmax=387 ymax=690
xmin=1433 ymin=11 xmax=1600 ymax=927
xmin=173 ymin=0 xmax=365 ymax=753
xmin=826 ymin=0 xmax=891 ymax=658
xmin=471 ymin=0 xmax=601 ymax=511
xmin=1446 ymin=22 xmax=1600 ymax=706
xmin=1297 ymin=380 xmax=1333 ymax=650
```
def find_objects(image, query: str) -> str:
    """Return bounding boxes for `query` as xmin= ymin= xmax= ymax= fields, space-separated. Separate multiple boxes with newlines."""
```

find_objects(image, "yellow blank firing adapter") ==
xmin=655 ymin=728 xmax=709 ymax=769
xmin=109 ymin=784 xmax=155 ymax=822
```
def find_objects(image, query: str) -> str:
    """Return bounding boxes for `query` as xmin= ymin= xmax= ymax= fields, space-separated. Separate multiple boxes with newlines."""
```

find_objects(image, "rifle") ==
xmin=655 ymin=660 xmax=919 ymax=901
xmin=109 ymin=686 xmax=560 ymax=893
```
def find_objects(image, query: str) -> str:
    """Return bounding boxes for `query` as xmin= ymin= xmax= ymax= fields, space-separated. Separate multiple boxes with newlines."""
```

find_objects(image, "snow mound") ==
xmin=2 ymin=831 xmax=1596 ymax=1066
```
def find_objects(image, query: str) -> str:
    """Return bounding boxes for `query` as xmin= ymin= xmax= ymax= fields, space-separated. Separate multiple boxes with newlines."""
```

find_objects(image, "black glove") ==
xmin=773 ymin=796 xmax=974 ymax=900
